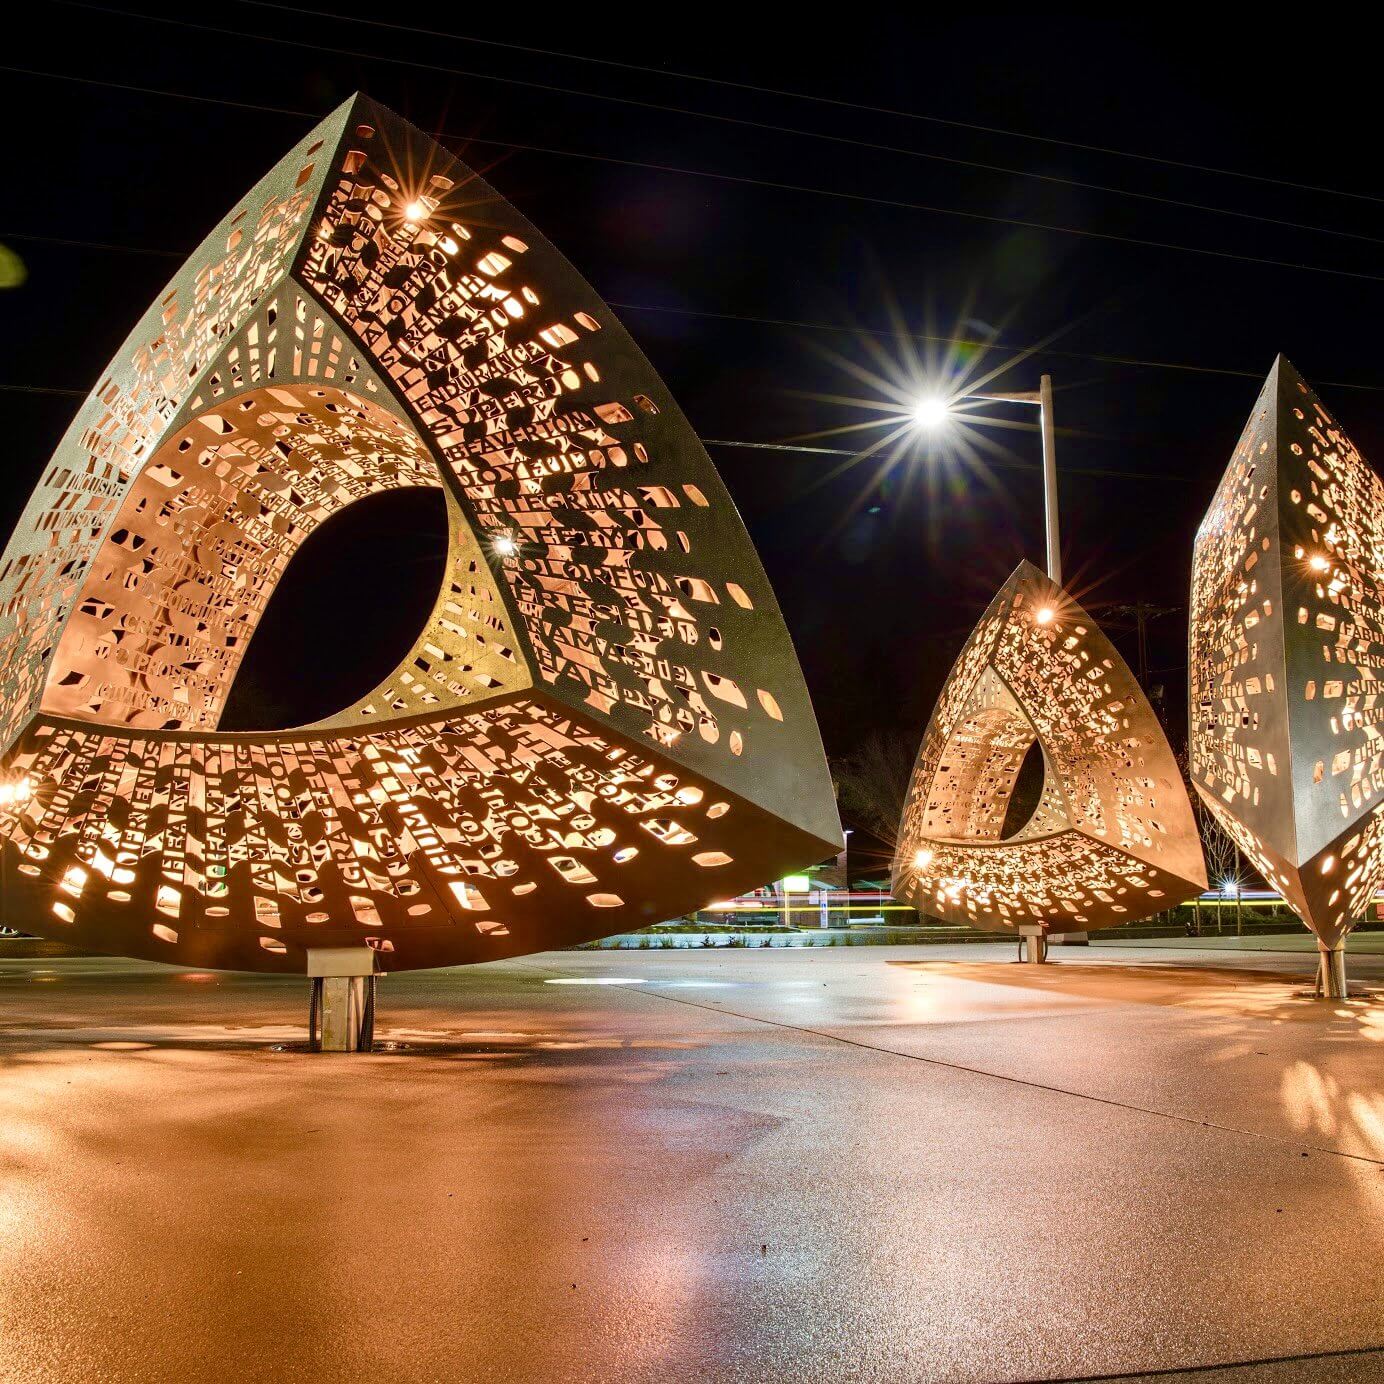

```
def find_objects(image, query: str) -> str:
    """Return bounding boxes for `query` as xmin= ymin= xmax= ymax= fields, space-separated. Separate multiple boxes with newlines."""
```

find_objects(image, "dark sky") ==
xmin=6 ymin=4 xmax=1384 ymax=774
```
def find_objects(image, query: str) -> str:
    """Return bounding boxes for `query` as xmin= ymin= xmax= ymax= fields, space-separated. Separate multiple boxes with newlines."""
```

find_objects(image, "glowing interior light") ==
xmin=1035 ymin=606 xmax=1055 ymax=625
xmin=0 ymin=99 xmax=843 ymax=979
xmin=1308 ymin=554 xmax=1330 ymax=572
xmin=914 ymin=848 xmax=934 ymax=869
xmin=910 ymin=396 xmax=951 ymax=429
xmin=1221 ymin=877 xmax=1238 ymax=893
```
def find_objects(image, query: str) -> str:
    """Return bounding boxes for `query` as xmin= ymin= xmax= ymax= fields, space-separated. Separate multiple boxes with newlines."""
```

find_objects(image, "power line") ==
xmin=608 ymin=301 xmax=1384 ymax=392
xmin=2 ymin=230 xmax=174 ymax=258
xmin=5 ymin=59 xmax=1382 ymax=394
xmin=49 ymin=4 xmax=1384 ymax=284
xmin=4 ymin=228 xmax=1381 ymax=393
xmin=0 ymin=385 xmax=1178 ymax=479
xmin=701 ymin=439 xmax=1176 ymax=481
xmin=10 ymin=101 xmax=1384 ymax=305
xmin=0 ymin=62 xmax=315 ymax=121
xmin=0 ymin=228 xmax=178 ymax=259
xmin=40 ymin=3 xmax=1361 ymax=250
xmin=238 ymin=0 xmax=1384 ymax=210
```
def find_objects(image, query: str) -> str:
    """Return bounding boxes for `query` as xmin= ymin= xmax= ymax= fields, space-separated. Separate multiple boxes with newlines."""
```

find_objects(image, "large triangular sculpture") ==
xmin=892 ymin=561 xmax=1206 ymax=933
xmin=1190 ymin=357 xmax=1384 ymax=991
xmin=0 ymin=95 xmax=841 ymax=971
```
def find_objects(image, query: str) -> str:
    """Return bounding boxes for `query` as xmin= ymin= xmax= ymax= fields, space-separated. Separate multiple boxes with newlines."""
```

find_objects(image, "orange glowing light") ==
xmin=0 ymin=95 xmax=842 ymax=975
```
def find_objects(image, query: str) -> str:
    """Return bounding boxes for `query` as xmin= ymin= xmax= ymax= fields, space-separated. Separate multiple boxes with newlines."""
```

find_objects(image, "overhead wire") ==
xmin=235 ymin=0 xmax=1384 ymax=209
xmin=46 ymin=4 xmax=1384 ymax=284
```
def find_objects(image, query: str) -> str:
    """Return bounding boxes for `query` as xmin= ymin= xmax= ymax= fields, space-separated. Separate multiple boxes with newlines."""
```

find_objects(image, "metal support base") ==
xmin=307 ymin=947 xmax=378 ymax=1051
xmin=1315 ymin=940 xmax=1348 ymax=1000
xmin=1018 ymin=925 xmax=1048 ymax=964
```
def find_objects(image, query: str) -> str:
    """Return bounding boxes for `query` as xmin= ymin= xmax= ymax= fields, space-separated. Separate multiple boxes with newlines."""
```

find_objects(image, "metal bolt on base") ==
xmin=1315 ymin=940 xmax=1348 ymax=1000
xmin=1018 ymin=925 xmax=1048 ymax=964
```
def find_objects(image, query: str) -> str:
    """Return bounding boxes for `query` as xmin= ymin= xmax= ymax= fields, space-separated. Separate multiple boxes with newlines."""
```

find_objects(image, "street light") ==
xmin=909 ymin=396 xmax=951 ymax=429
xmin=912 ymin=373 xmax=1073 ymax=954
xmin=911 ymin=373 xmax=1062 ymax=585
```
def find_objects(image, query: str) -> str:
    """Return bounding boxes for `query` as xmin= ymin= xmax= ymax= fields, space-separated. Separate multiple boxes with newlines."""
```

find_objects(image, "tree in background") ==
xmin=830 ymin=729 xmax=917 ymax=848
xmin=1180 ymin=748 xmax=1246 ymax=935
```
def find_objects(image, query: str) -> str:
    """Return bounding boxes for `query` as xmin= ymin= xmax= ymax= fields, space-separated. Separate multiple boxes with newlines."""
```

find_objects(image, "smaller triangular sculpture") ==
xmin=1190 ymin=357 xmax=1384 ymax=995
xmin=892 ymin=561 xmax=1206 ymax=934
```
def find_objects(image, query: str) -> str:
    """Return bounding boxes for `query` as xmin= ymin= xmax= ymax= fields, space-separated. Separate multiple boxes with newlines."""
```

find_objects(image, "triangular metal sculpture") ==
xmin=892 ymin=561 xmax=1206 ymax=936
xmin=0 ymin=95 xmax=841 ymax=971
xmin=1190 ymin=356 xmax=1384 ymax=995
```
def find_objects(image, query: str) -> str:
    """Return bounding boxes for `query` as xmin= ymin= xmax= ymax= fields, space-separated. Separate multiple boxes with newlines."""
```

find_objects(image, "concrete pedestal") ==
xmin=307 ymin=947 xmax=378 ymax=1052
xmin=1315 ymin=940 xmax=1348 ymax=1000
xmin=1018 ymin=925 xmax=1048 ymax=964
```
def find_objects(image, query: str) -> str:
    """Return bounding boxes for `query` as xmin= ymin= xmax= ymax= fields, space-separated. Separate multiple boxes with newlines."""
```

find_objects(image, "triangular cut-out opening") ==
xmin=1000 ymin=738 xmax=1048 ymax=840
xmin=220 ymin=487 xmax=448 ymax=730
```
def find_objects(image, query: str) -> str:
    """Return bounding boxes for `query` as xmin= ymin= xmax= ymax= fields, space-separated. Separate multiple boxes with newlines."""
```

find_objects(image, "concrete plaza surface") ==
xmin=2 ymin=943 xmax=1383 ymax=1383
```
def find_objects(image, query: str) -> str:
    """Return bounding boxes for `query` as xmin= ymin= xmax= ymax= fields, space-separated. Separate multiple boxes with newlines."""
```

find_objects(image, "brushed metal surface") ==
xmin=1190 ymin=357 xmax=1384 ymax=950
xmin=893 ymin=560 xmax=1206 ymax=933
xmin=0 ymin=96 xmax=840 ymax=972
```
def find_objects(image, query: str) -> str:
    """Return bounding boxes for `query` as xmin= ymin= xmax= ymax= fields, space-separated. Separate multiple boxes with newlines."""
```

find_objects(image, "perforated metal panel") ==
xmin=1190 ymin=357 xmax=1384 ymax=949
xmin=0 ymin=96 xmax=840 ymax=971
xmin=892 ymin=561 xmax=1206 ymax=933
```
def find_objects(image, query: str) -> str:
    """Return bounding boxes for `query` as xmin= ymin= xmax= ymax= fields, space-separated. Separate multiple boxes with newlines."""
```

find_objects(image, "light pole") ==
xmin=913 ymin=375 xmax=1082 ymax=952
xmin=913 ymin=373 xmax=1061 ymax=583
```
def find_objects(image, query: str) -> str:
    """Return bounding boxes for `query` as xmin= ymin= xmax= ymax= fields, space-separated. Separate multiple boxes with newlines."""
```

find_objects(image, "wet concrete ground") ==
xmin=1 ymin=942 xmax=1382 ymax=1383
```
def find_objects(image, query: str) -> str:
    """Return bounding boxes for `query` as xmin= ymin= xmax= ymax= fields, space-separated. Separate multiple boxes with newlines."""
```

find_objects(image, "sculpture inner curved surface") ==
xmin=42 ymin=384 xmax=446 ymax=731
xmin=1190 ymin=357 xmax=1384 ymax=949
xmin=892 ymin=561 xmax=1206 ymax=933
xmin=0 ymin=95 xmax=841 ymax=972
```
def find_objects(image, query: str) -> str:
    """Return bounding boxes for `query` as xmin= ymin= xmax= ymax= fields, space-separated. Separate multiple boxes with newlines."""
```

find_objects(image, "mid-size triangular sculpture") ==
xmin=892 ymin=561 xmax=1206 ymax=936
xmin=1190 ymin=357 xmax=1384 ymax=997
xmin=0 ymin=95 xmax=841 ymax=972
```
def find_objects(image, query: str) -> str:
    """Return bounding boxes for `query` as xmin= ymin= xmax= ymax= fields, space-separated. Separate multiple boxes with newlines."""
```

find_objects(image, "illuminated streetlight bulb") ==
xmin=1308 ymin=554 xmax=1330 ymax=572
xmin=1035 ymin=606 xmax=1055 ymax=625
xmin=404 ymin=201 xmax=428 ymax=223
xmin=910 ymin=396 xmax=951 ymax=429
xmin=1221 ymin=876 xmax=1237 ymax=893
xmin=914 ymin=848 xmax=934 ymax=869
xmin=491 ymin=533 xmax=518 ymax=558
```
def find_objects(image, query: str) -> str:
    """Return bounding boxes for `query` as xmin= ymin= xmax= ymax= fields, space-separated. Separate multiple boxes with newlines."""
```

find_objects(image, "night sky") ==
xmin=6 ymin=6 xmax=1384 ymax=814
